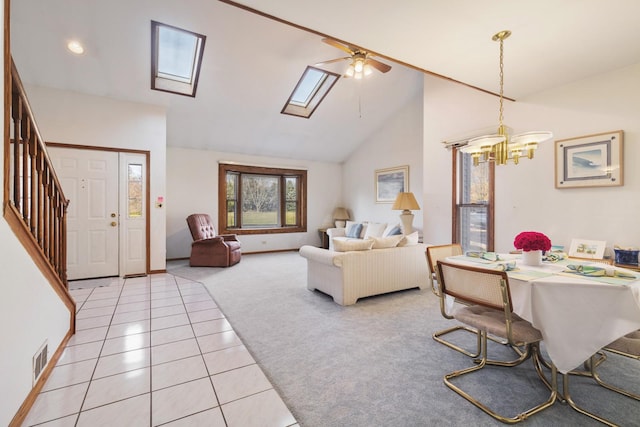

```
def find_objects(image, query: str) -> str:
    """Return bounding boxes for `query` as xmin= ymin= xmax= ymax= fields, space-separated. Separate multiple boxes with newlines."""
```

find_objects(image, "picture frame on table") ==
xmin=375 ymin=165 xmax=408 ymax=203
xmin=568 ymin=238 xmax=607 ymax=259
xmin=555 ymin=130 xmax=623 ymax=189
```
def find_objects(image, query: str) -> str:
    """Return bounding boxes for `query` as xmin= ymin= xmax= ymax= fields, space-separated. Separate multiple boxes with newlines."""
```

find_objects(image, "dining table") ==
xmin=445 ymin=253 xmax=640 ymax=374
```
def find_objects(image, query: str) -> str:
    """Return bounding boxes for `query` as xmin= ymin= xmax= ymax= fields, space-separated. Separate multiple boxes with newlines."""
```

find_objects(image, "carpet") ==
xmin=168 ymin=252 xmax=639 ymax=427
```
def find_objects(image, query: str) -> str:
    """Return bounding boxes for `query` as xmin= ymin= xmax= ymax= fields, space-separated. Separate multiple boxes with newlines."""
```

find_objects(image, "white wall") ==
xmin=25 ymin=85 xmax=168 ymax=271
xmin=166 ymin=147 xmax=342 ymax=257
xmin=0 ymin=9 xmax=71 ymax=424
xmin=423 ymin=62 xmax=640 ymax=254
xmin=342 ymin=93 xmax=424 ymax=235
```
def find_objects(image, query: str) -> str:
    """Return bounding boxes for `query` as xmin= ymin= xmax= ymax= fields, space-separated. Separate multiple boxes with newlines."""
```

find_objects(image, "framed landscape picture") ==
xmin=375 ymin=165 xmax=408 ymax=203
xmin=555 ymin=130 xmax=623 ymax=188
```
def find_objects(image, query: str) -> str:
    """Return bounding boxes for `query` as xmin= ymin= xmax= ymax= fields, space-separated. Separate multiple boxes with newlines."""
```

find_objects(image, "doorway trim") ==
xmin=46 ymin=141 xmax=151 ymax=276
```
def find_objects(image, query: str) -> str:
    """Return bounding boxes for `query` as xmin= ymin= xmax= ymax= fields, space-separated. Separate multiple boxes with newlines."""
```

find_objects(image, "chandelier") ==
xmin=461 ymin=30 xmax=552 ymax=166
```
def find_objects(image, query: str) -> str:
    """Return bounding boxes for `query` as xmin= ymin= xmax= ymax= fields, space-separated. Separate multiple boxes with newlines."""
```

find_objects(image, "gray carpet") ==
xmin=168 ymin=252 xmax=640 ymax=427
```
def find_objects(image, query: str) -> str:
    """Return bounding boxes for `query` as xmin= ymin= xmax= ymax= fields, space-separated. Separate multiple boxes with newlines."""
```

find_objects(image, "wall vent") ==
xmin=33 ymin=341 xmax=48 ymax=385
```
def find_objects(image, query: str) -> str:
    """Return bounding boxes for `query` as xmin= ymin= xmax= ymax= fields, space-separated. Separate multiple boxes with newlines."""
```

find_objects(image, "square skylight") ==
xmin=281 ymin=66 xmax=340 ymax=118
xmin=151 ymin=21 xmax=206 ymax=97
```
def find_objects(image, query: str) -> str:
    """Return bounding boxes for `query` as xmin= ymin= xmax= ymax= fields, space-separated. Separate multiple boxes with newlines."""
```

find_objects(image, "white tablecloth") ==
xmin=445 ymin=255 xmax=640 ymax=373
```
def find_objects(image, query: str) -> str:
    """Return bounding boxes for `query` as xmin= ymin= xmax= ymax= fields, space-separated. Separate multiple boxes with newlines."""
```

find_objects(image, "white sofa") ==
xmin=298 ymin=243 xmax=429 ymax=306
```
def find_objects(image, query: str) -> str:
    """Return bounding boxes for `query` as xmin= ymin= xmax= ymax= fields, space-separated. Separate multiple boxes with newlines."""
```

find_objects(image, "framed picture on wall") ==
xmin=555 ymin=130 xmax=623 ymax=188
xmin=375 ymin=165 xmax=408 ymax=203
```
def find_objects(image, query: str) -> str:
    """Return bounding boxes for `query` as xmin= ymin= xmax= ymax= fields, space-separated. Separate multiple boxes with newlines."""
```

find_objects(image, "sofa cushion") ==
xmin=345 ymin=222 xmax=363 ymax=238
xmin=383 ymin=224 xmax=403 ymax=237
xmin=398 ymin=231 xmax=419 ymax=247
xmin=333 ymin=238 xmax=374 ymax=252
xmin=371 ymin=235 xmax=403 ymax=249
xmin=364 ymin=222 xmax=387 ymax=239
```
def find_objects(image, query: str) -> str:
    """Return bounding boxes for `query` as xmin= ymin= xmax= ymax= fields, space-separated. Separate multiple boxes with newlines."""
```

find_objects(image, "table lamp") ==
xmin=392 ymin=192 xmax=420 ymax=234
xmin=332 ymin=207 xmax=350 ymax=228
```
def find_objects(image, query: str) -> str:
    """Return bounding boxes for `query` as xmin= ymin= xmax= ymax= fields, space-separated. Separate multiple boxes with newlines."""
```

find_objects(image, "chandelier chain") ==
xmin=498 ymin=36 xmax=504 ymax=128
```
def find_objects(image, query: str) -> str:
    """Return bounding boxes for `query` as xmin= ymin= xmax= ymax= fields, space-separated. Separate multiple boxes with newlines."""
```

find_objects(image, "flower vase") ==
xmin=522 ymin=250 xmax=543 ymax=266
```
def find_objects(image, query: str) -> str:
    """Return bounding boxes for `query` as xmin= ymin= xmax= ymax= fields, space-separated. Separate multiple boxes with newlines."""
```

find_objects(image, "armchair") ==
xmin=186 ymin=214 xmax=241 ymax=267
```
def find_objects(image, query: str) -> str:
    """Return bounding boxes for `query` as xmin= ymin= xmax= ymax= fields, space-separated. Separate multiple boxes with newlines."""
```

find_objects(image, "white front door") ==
xmin=49 ymin=147 xmax=119 ymax=280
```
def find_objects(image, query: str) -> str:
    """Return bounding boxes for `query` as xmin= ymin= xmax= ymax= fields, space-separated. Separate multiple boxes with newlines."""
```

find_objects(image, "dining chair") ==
xmin=426 ymin=244 xmax=481 ymax=358
xmin=561 ymin=329 xmax=640 ymax=426
xmin=436 ymin=260 xmax=557 ymax=424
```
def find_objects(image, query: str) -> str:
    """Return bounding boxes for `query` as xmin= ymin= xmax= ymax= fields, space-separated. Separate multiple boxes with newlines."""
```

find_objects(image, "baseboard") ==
xmin=9 ymin=327 xmax=74 ymax=427
xmin=242 ymin=248 xmax=299 ymax=255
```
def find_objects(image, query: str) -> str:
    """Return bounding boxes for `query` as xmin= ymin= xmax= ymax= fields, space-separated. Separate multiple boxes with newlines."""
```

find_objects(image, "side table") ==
xmin=318 ymin=228 xmax=329 ymax=249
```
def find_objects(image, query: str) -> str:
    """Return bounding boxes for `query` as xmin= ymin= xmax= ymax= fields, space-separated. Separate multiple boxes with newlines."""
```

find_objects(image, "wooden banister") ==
xmin=4 ymin=57 xmax=72 ymax=305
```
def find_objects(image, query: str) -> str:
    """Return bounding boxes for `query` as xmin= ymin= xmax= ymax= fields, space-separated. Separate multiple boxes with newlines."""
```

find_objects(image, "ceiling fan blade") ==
xmin=321 ymin=38 xmax=354 ymax=55
xmin=367 ymin=58 xmax=392 ymax=73
xmin=314 ymin=57 xmax=350 ymax=67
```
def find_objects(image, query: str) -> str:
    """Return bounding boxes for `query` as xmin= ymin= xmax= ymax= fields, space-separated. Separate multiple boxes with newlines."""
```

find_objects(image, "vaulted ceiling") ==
xmin=11 ymin=0 xmax=640 ymax=163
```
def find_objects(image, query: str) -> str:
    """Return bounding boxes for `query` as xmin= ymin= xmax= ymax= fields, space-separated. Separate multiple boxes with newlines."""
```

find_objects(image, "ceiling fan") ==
xmin=315 ymin=38 xmax=392 ymax=79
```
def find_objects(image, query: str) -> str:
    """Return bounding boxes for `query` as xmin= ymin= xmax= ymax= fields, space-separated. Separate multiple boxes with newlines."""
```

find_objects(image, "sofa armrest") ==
xmin=192 ymin=236 xmax=224 ymax=247
xmin=299 ymin=245 xmax=341 ymax=267
xmin=219 ymin=234 xmax=239 ymax=242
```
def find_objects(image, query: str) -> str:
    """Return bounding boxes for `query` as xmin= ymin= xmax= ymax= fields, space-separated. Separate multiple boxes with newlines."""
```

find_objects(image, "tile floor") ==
xmin=23 ymin=274 xmax=298 ymax=427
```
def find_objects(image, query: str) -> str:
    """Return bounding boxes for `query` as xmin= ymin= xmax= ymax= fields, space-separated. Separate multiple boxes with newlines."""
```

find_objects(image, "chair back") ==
xmin=426 ymin=244 xmax=463 ymax=276
xmin=186 ymin=214 xmax=218 ymax=240
xmin=437 ymin=260 xmax=512 ymax=312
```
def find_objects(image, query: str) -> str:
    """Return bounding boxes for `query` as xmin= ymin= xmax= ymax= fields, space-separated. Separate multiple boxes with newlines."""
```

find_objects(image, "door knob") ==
xmin=111 ymin=213 xmax=117 ymax=218
xmin=110 ymin=221 xmax=117 ymax=227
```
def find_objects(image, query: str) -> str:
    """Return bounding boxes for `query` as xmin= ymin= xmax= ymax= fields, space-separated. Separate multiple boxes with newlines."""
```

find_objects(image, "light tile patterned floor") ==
xmin=23 ymin=274 xmax=298 ymax=427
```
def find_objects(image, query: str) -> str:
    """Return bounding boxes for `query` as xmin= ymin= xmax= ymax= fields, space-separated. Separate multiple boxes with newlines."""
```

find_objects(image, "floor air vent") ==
xmin=33 ymin=341 xmax=48 ymax=385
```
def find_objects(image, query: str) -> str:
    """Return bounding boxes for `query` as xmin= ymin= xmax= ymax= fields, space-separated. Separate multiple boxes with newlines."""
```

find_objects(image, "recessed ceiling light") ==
xmin=67 ymin=40 xmax=84 ymax=55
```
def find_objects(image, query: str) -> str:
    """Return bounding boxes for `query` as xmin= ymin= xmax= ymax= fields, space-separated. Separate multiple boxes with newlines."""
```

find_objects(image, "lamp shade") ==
xmin=332 ymin=207 xmax=350 ymax=220
xmin=392 ymin=192 xmax=420 ymax=211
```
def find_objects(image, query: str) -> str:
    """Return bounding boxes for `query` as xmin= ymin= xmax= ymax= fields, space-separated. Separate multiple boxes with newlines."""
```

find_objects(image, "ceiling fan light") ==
xmin=363 ymin=64 xmax=373 ymax=76
xmin=354 ymin=59 xmax=364 ymax=73
xmin=345 ymin=65 xmax=355 ymax=77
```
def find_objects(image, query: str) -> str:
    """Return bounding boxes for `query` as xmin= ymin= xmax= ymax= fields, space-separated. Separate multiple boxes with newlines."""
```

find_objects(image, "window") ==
xmin=281 ymin=66 xmax=340 ymax=118
xmin=127 ymin=164 xmax=143 ymax=218
xmin=151 ymin=21 xmax=206 ymax=97
xmin=453 ymin=147 xmax=494 ymax=252
xmin=219 ymin=163 xmax=307 ymax=235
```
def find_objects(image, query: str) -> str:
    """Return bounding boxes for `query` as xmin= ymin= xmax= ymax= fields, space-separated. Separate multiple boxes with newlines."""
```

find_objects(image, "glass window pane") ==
xmin=460 ymin=153 xmax=489 ymax=204
xmin=127 ymin=164 xmax=143 ymax=218
xmin=459 ymin=205 xmax=487 ymax=252
xmin=285 ymin=201 xmax=297 ymax=226
xmin=241 ymin=175 xmax=280 ymax=228
xmin=290 ymin=68 xmax=326 ymax=107
xmin=158 ymin=26 xmax=198 ymax=81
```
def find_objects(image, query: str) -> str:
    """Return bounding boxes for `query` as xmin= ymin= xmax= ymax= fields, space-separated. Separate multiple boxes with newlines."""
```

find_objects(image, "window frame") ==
xmin=281 ymin=66 xmax=340 ymax=118
xmin=452 ymin=146 xmax=495 ymax=252
xmin=150 ymin=20 xmax=206 ymax=97
xmin=218 ymin=163 xmax=307 ymax=235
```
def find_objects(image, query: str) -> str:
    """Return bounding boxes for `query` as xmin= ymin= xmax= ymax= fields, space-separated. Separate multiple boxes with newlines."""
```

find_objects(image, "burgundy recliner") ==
xmin=186 ymin=214 xmax=241 ymax=267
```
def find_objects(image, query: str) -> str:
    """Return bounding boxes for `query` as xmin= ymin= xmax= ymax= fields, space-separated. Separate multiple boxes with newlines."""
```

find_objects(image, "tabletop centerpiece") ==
xmin=514 ymin=231 xmax=551 ymax=266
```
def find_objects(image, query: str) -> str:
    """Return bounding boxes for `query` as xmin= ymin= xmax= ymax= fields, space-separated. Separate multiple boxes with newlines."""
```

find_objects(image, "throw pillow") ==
xmin=382 ymin=224 xmax=402 ymax=237
xmin=345 ymin=223 xmax=363 ymax=238
xmin=364 ymin=222 xmax=387 ymax=239
xmin=398 ymin=231 xmax=420 ymax=247
xmin=371 ymin=235 xmax=403 ymax=249
xmin=333 ymin=238 xmax=374 ymax=252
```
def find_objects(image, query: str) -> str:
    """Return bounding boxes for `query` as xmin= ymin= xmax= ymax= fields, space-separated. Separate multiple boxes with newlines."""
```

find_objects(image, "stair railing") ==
xmin=4 ymin=57 xmax=70 ymax=290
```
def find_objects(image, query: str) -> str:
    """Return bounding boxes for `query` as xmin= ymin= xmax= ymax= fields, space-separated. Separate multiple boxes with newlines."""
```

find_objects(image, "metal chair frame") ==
xmin=562 ymin=330 xmax=640 ymax=426
xmin=437 ymin=261 xmax=557 ymax=424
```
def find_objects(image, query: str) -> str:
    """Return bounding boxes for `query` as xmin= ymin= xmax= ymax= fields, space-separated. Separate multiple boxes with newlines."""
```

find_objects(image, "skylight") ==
xmin=151 ymin=21 xmax=206 ymax=97
xmin=281 ymin=66 xmax=340 ymax=118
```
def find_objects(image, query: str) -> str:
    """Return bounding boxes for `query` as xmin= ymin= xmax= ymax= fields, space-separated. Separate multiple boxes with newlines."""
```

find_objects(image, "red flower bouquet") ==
xmin=513 ymin=231 xmax=551 ymax=252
